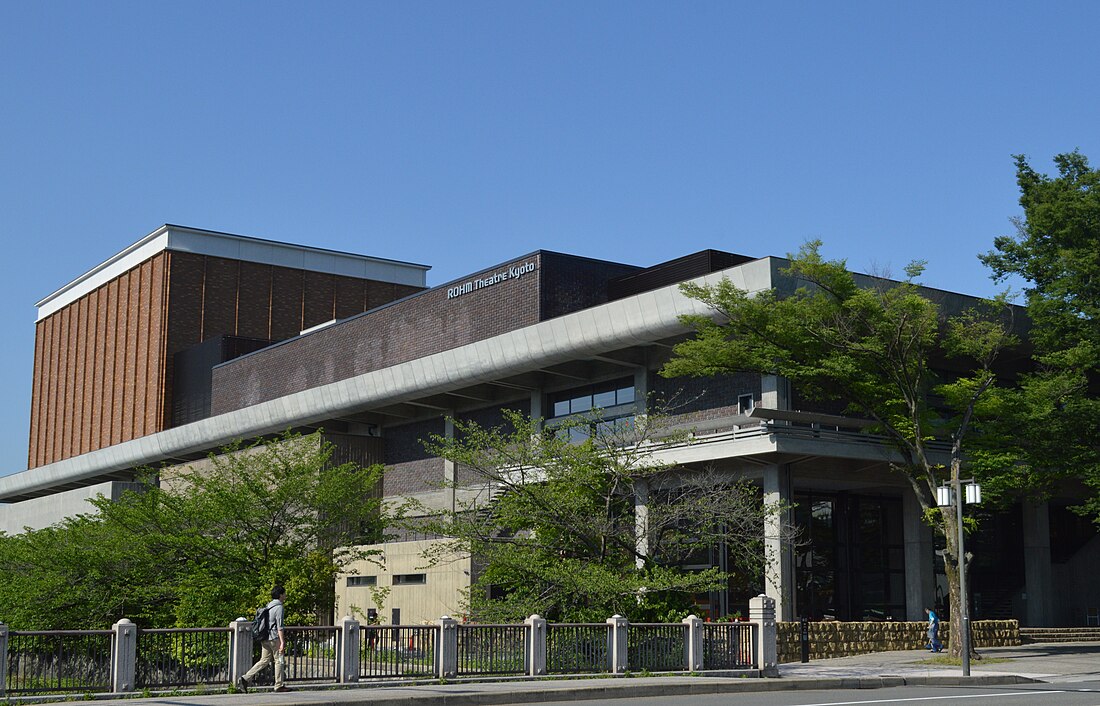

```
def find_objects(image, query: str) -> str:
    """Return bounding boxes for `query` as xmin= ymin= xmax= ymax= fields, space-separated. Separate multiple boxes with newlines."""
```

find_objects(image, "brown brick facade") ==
xmin=28 ymin=251 xmax=419 ymax=469
xmin=29 ymin=253 xmax=171 ymax=468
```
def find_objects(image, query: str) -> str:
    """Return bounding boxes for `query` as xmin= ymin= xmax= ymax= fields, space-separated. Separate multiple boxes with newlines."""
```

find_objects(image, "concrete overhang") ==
xmin=1 ymin=258 xmax=780 ymax=502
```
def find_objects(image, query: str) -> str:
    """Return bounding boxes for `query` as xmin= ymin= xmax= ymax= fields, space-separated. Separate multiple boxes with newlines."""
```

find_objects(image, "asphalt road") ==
xmin=503 ymin=681 xmax=1100 ymax=706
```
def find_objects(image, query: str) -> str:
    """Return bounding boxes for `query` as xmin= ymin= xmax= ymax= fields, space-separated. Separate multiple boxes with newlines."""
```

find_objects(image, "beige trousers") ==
xmin=243 ymin=639 xmax=285 ymax=687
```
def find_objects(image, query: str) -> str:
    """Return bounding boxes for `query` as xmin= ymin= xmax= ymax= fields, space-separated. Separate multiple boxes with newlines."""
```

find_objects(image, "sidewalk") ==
xmin=12 ymin=641 xmax=1100 ymax=706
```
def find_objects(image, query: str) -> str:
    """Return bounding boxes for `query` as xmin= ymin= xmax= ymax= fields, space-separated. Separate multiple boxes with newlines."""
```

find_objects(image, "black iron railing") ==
xmin=546 ymin=623 xmax=610 ymax=674
xmin=6 ymin=630 xmax=113 ymax=694
xmin=359 ymin=625 xmax=436 ymax=678
xmin=136 ymin=627 xmax=232 ymax=688
xmin=456 ymin=624 xmax=527 ymax=676
xmin=281 ymin=626 xmax=340 ymax=683
xmin=627 ymin=623 xmax=686 ymax=672
xmin=702 ymin=622 xmax=755 ymax=669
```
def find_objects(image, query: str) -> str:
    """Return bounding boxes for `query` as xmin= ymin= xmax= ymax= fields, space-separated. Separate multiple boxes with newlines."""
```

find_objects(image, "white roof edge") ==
xmin=35 ymin=225 xmax=432 ymax=321
xmin=2 ymin=258 xmax=775 ymax=500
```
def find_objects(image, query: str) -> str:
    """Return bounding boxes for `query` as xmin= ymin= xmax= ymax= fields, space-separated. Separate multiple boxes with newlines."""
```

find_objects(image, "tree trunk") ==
xmin=940 ymin=508 xmax=977 ymax=659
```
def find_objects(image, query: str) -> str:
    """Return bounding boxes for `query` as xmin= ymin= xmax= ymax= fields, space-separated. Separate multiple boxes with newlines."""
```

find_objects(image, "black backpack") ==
xmin=251 ymin=604 xmax=271 ymax=642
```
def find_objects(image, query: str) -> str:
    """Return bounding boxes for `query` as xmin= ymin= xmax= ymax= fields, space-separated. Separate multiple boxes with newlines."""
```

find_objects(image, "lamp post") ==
xmin=938 ymin=479 xmax=981 ymax=676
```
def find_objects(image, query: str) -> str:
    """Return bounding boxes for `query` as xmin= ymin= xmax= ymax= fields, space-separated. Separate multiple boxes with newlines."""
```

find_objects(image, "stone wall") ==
xmin=777 ymin=620 xmax=1020 ymax=663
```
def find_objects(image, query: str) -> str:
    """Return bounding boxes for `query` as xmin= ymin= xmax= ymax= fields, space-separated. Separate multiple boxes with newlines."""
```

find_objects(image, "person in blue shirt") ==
xmin=925 ymin=607 xmax=942 ymax=653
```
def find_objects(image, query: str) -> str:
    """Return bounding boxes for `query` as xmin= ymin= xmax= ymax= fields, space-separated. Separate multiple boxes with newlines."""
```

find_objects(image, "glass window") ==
xmin=346 ymin=575 xmax=377 ymax=587
xmin=570 ymin=395 xmax=592 ymax=413
xmin=393 ymin=573 xmax=427 ymax=585
xmin=593 ymin=389 xmax=617 ymax=408
xmin=547 ymin=378 xmax=636 ymax=420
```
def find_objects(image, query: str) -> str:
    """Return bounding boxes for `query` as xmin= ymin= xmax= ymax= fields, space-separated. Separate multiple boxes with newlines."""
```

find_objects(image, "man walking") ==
xmin=238 ymin=586 xmax=289 ymax=693
xmin=925 ymin=607 xmax=942 ymax=653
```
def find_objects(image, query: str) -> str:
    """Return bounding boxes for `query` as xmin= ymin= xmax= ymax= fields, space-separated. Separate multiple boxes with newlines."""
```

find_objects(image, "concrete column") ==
xmin=337 ymin=616 xmax=360 ymax=683
xmin=0 ymin=622 xmax=8 ymax=697
xmin=229 ymin=617 xmax=254 ymax=685
xmin=903 ymin=489 xmax=935 ymax=621
xmin=111 ymin=618 xmax=137 ymax=693
xmin=524 ymin=614 xmax=547 ymax=676
xmin=682 ymin=614 xmax=703 ymax=671
xmin=606 ymin=615 xmax=629 ymax=674
xmin=749 ymin=595 xmax=778 ymax=677
xmin=1022 ymin=500 xmax=1054 ymax=627
xmin=530 ymin=389 xmax=543 ymax=425
xmin=635 ymin=478 xmax=649 ymax=569
xmin=443 ymin=415 xmax=456 ymax=513
xmin=437 ymin=616 xmax=458 ymax=678
xmin=762 ymin=464 xmax=794 ymax=620
xmin=760 ymin=375 xmax=790 ymax=411
xmin=634 ymin=367 xmax=649 ymax=418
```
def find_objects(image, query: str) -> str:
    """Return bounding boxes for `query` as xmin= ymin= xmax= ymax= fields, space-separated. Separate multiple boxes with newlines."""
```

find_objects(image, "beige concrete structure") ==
xmin=336 ymin=540 xmax=472 ymax=625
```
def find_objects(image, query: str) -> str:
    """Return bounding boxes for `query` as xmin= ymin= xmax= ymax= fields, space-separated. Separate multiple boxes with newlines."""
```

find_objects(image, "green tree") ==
xmin=0 ymin=431 xmax=385 ymax=628
xmin=662 ymin=241 xmax=1019 ymax=657
xmin=981 ymin=151 xmax=1100 ymax=520
xmin=407 ymin=409 xmax=788 ymax=622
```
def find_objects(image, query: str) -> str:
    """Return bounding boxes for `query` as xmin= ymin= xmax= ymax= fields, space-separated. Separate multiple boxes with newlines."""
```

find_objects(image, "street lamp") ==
xmin=937 ymin=479 xmax=981 ymax=676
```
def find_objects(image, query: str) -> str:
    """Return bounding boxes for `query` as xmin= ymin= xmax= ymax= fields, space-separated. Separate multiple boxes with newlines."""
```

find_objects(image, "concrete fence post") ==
xmin=438 ymin=616 xmax=458 ymax=679
xmin=749 ymin=594 xmax=778 ymax=677
xmin=229 ymin=618 xmax=254 ymax=685
xmin=606 ymin=615 xmax=628 ymax=674
xmin=0 ymin=622 xmax=8 ymax=697
xmin=682 ymin=614 xmax=703 ymax=671
xmin=111 ymin=618 xmax=137 ymax=693
xmin=524 ymin=614 xmax=547 ymax=676
xmin=337 ymin=616 xmax=360 ymax=683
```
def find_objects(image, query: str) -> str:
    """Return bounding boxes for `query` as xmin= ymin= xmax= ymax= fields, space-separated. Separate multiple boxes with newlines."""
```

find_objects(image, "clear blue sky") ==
xmin=1 ymin=1 xmax=1097 ymax=476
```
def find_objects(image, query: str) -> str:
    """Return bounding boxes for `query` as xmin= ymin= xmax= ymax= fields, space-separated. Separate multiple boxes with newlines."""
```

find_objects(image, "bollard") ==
xmin=682 ymin=614 xmax=703 ymax=671
xmin=437 ymin=616 xmax=458 ymax=678
xmin=229 ymin=618 xmax=254 ymax=685
xmin=749 ymin=594 xmax=778 ymax=677
xmin=524 ymin=615 xmax=547 ymax=676
xmin=800 ymin=616 xmax=810 ymax=663
xmin=111 ymin=619 xmax=137 ymax=692
xmin=0 ymin=622 xmax=8 ymax=697
xmin=606 ymin=615 xmax=629 ymax=674
xmin=338 ymin=616 xmax=360 ymax=683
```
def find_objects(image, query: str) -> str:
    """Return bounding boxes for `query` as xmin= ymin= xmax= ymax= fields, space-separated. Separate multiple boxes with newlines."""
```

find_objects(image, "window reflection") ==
xmin=795 ymin=493 xmax=906 ymax=621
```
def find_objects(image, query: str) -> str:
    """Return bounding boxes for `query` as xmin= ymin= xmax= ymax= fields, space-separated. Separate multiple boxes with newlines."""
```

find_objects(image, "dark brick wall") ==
xmin=383 ymin=418 xmax=446 ymax=496
xmin=211 ymin=252 xmax=644 ymax=415
xmin=539 ymin=252 xmax=641 ymax=320
xmin=454 ymin=400 xmax=529 ymax=486
xmin=211 ymin=254 xmax=548 ymax=414
xmin=650 ymin=371 xmax=761 ymax=429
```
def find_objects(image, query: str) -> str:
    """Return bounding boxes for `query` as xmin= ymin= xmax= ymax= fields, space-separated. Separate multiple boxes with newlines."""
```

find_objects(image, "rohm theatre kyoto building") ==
xmin=2 ymin=225 xmax=1096 ymax=628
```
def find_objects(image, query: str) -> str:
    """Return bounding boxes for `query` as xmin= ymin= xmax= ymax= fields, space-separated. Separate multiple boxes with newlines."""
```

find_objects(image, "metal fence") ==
xmin=136 ymin=627 xmax=232 ymax=688
xmin=702 ymin=622 xmax=755 ymax=669
xmin=456 ymin=624 xmax=527 ymax=676
xmin=281 ymin=626 xmax=340 ymax=683
xmin=546 ymin=623 xmax=609 ymax=674
xmin=1 ymin=611 xmax=771 ymax=695
xmin=6 ymin=630 xmax=114 ymax=694
xmin=628 ymin=623 xmax=686 ymax=673
xmin=359 ymin=625 xmax=436 ymax=679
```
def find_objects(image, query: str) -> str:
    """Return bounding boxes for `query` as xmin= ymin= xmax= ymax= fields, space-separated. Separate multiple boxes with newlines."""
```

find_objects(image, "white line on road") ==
xmin=793 ymin=691 xmax=1066 ymax=706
